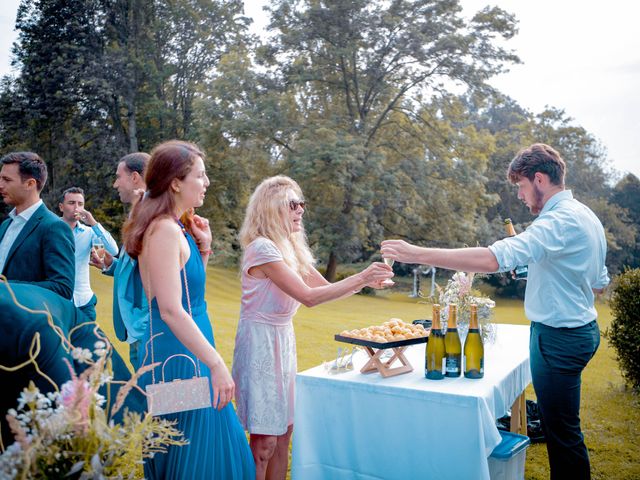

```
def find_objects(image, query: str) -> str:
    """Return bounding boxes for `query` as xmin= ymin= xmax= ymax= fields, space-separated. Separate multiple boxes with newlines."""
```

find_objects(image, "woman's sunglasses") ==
xmin=289 ymin=199 xmax=306 ymax=211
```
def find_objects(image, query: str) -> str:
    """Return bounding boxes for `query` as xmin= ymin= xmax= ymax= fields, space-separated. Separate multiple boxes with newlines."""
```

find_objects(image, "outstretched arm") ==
xmin=254 ymin=261 xmax=393 ymax=308
xmin=381 ymin=240 xmax=499 ymax=273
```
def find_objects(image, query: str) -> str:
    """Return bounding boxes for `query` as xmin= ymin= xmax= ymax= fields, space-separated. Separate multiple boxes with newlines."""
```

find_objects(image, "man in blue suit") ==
xmin=0 ymin=152 xmax=75 ymax=299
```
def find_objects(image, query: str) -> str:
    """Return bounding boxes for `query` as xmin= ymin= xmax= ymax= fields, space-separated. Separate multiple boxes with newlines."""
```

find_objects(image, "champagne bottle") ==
xmin=464 ymin=304 xmax=484 ymax=379
xmin=504 ymin=218 xmax=528 ymax=280
xmin=444 ymin=304 xmax=462 ymax=377
xmin=425 ymin=304 xmax=446 ymax=380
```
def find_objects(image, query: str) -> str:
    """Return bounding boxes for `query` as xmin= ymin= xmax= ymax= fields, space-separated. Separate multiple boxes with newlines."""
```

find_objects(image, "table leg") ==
xmin=510 ymin=392 xmax=527 ymax=435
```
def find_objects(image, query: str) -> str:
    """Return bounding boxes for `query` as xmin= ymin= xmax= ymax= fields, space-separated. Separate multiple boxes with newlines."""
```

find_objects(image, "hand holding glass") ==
xmin=382 ymin=257 xmax=395 ymax=286
xmin=92 ymin=239 xmax=105 ymax=264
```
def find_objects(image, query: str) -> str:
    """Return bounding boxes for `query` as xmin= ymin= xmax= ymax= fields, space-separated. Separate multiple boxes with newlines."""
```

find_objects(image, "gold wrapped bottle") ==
xmin=444 ymin=304 xmax=462 ymax=377
xmin=464 ymin=304 xmax=484 ymax=379
xmin=425 ymin=304 xmax=446 ymax=380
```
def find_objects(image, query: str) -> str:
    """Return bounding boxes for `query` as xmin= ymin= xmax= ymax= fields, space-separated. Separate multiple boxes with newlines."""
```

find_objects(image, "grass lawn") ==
xmin=92 ymin=266 xmax=640 ymax=479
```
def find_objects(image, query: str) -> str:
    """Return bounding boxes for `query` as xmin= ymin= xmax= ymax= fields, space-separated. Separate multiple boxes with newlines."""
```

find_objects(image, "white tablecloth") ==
xmin=291 ymin=324 xmax=531 ymax=480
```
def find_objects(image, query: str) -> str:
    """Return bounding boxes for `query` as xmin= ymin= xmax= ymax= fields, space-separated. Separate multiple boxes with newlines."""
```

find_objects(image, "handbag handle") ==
xmin=160 ymin=353 xmax=200 ymax=382
xmin=147 ymin=221 xmax=200 ymax=385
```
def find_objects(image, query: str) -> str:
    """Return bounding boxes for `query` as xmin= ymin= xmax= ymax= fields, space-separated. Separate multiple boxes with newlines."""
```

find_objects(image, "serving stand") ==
xmin=334 ymin=334 xmax=428 ymax=378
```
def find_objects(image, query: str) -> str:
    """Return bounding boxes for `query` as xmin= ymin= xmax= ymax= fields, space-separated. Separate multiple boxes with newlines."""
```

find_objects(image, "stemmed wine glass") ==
xmin=457 ymin=316 xmax=470 ymax=345
xmin=92 ymin=238 xmax=106 ymax=264
xmin=382 ymin=257 xmax=394 ymax=286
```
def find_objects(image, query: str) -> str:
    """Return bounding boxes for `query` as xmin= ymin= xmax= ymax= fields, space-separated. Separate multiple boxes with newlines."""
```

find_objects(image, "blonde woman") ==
xmin=232 ymin=175 xmax=393 ymax=480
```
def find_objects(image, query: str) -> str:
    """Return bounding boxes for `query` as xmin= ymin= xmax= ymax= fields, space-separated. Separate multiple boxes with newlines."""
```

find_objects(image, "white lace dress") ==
xmin=232 ymin=237 xmax=301 ymax=435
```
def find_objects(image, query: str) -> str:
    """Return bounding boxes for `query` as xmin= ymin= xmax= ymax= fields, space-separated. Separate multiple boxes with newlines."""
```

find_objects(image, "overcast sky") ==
xmin=1 ymin=0 xmax=638 ymax=179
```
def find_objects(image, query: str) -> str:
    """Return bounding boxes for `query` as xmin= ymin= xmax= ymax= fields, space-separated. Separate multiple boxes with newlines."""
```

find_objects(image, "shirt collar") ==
xmin=9 ymin=199 xmax=43 ymax=222
xmin=74 ymin=222 xmax=88 ymax=232
xmin=540 ymin=189 xmax=572 ymax=215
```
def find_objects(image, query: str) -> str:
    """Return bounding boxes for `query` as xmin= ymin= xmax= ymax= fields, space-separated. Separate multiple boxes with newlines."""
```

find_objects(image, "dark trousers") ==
xmin=530 ymin=320 xmax=600 ymax=480
xmin=78 ymin=294 xmax=98 ymax=322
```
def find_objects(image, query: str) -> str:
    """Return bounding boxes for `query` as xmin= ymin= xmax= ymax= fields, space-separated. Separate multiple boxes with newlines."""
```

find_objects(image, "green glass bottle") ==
xmin=464 ymin=304 xmax=484 ymax=379
xmin=444 ymin=304 xmax=462 ymax=377
xmin=425 ymin=304 xmax=445 ymax=380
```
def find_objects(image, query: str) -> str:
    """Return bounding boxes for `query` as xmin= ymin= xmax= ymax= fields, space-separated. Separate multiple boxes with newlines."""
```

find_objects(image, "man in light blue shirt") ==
xmin=59 ymin=187 xmax=118 ymax=321
xmin=382 ymin=143 xmax=608 ymax=479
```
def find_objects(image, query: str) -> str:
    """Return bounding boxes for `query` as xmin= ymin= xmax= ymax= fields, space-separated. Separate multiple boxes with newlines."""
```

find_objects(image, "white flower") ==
xmin=71 ymin=347 xmax=93 ymax=363
xmin=17 ymin=389 xmax=38 ymax=410
xmin=35 ymin=396 xmax=52 ymax=411
xmin=94 ymin=393 xmax=106 ymax=408
xmin=98 ymin=372 xmax=113 ymax=386
xmin=46 ymin=391 xmax=60 ymax=403
xmin=94 ymin=341 xmax=106 ymax=350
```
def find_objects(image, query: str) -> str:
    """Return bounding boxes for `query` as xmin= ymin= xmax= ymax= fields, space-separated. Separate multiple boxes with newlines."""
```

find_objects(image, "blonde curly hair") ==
xmin=239 ymin=175 xmax=315 ymax=276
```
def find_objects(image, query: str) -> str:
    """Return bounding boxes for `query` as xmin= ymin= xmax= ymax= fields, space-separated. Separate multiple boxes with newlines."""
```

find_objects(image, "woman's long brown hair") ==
xmin=123 ymin=140 xmax=204 ymax=258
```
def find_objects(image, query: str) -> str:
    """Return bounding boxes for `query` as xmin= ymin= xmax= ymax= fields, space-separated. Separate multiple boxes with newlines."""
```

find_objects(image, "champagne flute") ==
xmin=381 ymin=255 xmax=395 ymax=286
xmin=457 ymin=316 xmax=470 ymax=345
xmin=92 ymin=238 xmax=106 ymax=264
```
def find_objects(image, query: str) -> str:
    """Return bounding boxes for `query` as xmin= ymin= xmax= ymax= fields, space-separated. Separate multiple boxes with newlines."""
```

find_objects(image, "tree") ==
xmin=0 ymin=0 xmax=252 ymax=235
xmin=258 ymin=0 xmax=519 ymax=279
xmin=2 ymin=0 xmax=120 ymax=207
xmin=150 ymin=0 xmax=248 ymax=140
xmin=610 ymin=174 xmax=640 ymax=270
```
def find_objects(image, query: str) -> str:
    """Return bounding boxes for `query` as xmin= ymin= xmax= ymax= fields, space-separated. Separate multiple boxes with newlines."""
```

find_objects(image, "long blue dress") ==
xmin=138 ymin=225 xmax=255 ymax=479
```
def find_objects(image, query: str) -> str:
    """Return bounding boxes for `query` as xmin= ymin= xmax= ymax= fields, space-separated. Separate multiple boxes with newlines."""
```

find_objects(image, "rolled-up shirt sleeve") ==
xmin=488 ymin=217 xmax=563 ymax=273
xmin=594 ymin=265 xmax=610 ymax=289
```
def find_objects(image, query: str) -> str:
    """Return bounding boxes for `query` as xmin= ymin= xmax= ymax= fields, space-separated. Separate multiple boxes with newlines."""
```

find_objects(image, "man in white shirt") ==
xmin=59 ymin=186 xmax=118 ymax=321
xmin=382 ymin=143 xmax=608 ymax=479
xmin=0 ymin=152 xmax=74 ymax=298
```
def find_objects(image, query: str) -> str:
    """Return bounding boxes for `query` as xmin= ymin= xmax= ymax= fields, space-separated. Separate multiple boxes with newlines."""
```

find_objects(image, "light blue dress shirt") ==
xmin=489 ymin=190 xmax=609 ymax=328
xmin=72 ymin=222 xmax=118 ymax=306
xmin=0 ymin=200 xmax=43 ymax=272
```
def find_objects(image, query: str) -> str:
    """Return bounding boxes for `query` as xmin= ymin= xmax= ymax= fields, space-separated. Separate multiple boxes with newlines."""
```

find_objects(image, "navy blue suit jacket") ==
xmin=0 ymin=203 xmax=75 ymax=299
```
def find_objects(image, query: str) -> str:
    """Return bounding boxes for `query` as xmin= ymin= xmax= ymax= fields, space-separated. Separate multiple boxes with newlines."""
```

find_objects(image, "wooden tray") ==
xmin=334 ymin=334 xmax=428 ymax=349
xmin=334 ymin=333 xmax=428 ymax=378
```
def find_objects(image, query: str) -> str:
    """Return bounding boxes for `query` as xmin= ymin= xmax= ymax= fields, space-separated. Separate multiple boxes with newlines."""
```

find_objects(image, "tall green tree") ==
xmin=150 ymin=0 xmax=248 ymax=140
xmin=610 ymin=174 xmax=640 ymax=269
xmin=0 ymin=0 xmax=251 ymax=234
xmin=101 ymin=0 xmax=159 ymax=152
xmin=259 ymin=0 xmax=519 ymax=279
xmin=1 ymin=0 xmax=121 ymax=209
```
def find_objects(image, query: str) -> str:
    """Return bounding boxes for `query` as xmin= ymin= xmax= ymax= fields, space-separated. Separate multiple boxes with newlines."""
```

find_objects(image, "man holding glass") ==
xmin=91 ymin=152 xmax=149 ymax=366
xmin=59 ymin=186 xmax=118 ymax=321
xmin=382 ymin=143 xmax=608 ymax=479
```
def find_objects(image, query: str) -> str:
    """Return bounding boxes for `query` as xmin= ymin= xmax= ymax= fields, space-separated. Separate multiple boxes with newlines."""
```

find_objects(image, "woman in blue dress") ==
xmin=123 ymin=140 xmax=255 ymax=479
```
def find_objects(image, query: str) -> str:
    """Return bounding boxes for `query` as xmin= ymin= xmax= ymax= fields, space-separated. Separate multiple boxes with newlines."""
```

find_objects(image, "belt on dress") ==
xmin=246 ymin=311 xmax=293 ymax=326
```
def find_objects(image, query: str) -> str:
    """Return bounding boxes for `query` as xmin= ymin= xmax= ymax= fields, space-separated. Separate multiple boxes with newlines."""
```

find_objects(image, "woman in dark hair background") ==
xmin=123 ymin=140 xmax=254 ymax=479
